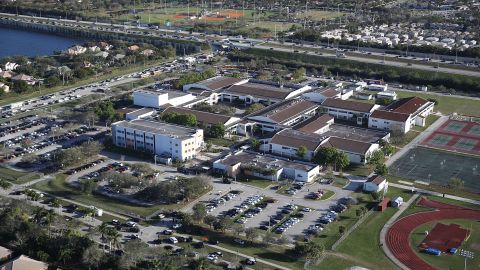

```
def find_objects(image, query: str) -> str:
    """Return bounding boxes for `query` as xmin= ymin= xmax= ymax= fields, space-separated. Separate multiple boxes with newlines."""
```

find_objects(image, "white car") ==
xmin=169 ymin=237 xmax=178 ymax=244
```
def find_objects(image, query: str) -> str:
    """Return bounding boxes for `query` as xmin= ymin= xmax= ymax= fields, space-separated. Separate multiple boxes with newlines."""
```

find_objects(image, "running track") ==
xmin=386 ymin=197 xmax=480 ymax=270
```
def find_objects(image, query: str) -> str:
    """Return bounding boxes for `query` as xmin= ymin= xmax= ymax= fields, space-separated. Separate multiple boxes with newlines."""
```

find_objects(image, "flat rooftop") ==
xmin=114 ymin=119 xmax=198 ymax=138
xmin=323 ymin=124 xmax=389 ymax=143
xmin=218 ymin=151 xmax=317 ymax=171
xmin=127 ymin=108 xmax=156 ymax=117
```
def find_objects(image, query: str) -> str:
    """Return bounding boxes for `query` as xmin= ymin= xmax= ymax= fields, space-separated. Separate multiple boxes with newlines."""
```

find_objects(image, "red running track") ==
xmin=386 ymin=197 xmax=480 ymax=270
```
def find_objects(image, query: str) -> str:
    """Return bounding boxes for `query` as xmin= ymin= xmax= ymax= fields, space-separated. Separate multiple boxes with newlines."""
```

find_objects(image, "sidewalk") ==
xmin=390 ymin=182 xmax=480 ymax=206
xmin=379 ymin=193 xmax=420 ymax=270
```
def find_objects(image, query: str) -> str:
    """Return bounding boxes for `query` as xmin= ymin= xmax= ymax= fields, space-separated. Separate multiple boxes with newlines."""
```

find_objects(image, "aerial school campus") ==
xmin=0 ymin=1 xmax=479 ymax=270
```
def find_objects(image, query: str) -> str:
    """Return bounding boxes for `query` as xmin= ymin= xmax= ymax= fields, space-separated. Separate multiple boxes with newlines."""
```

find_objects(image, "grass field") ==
xmin=33 ymin=174 xmax=183 ymax=218
xmin=412 ymin=114 xmax=441 ymax=132
xmin=332 ymin=187 xmax=414 ymax=270
xmin=396 ymin=91 xmax=480 ymax=116
xmin=293 ymin=10 xmax=345 ymax=20
xmin=0 ymin=167 xmax=41 ymax=184
xmin=411 ymin=219 xmax=480 ymax=269
xmin=235 ymin=175 xmax=273 ymax=189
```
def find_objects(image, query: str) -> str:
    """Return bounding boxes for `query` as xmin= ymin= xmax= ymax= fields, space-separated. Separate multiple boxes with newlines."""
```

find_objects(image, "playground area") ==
xmin=420 ymin=223 xmax=470 ymax=253
xmin=389 ymin=147 xmax=480 ymax=192
xmin=420 ymin=116 xmax=480 ymax=156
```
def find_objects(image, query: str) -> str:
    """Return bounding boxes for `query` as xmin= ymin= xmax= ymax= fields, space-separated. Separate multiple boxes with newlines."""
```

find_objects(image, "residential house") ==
xmin=11 ymin=74 xmax=36 ymax=85
xmin=0 ymin=83 xmax=10 ymax=93
xmin=66 ymin=45 xmax=87 ymax=56
xmin=0 ymin=246 xmax=47 ymax=270
xmin=4 ymin=62 xmax=19 ymax=71
xmin=141 ymin=49 xmax=155 ymax=56
xmin=99 ymin=42 xmax=113 ymax=51
xmin=368 ymin=97 xmax=434 ymax=133
xmin=88 ymin=46 xmax=101 ymax=52
xmin=128 ymin=45 xmax=140 ymax=52
xmin=363 ymin=174 xmax=388 ymax=192
xmin=0 ymin=71 xmax=15 ymax=79
xmin=94 ymin=51 xmax=109 ymax=58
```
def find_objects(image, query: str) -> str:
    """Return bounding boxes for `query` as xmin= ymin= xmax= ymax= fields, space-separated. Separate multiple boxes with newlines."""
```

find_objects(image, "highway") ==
xmin=1 ymin=12 xmax=478 ymax=79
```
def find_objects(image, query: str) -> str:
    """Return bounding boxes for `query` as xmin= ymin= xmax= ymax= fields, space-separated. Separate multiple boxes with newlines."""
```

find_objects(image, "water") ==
xmin=0 ymin=27 xmax=82 ymax=58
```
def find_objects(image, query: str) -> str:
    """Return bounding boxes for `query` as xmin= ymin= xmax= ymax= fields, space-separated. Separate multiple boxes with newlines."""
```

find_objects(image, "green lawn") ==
xmin=344 ymin=165 xmax=372 ymax=177
xmin=412 ymin=114 xmax=441 ymax=132
xmin=294 ymin=10 xmax=345 ymax=20
xmin=411 ymin=219 xmax=480 ymax=270
xmin=235 ymin=175 xmax=273 ymax=189
xmin=0 ymin=167 xmax=41 ymax=184
xmin=320 ymin=190 xmax=335 ymax=200
xmin=32 ymin=174 xmax=183 ymax=218
xmin=396 ymin=91 xmax=480 ymax=116
xmin=206 ymin=137 xmax=235 ymax=147
xmin=332 ymin=187 xmax=413 ymax=270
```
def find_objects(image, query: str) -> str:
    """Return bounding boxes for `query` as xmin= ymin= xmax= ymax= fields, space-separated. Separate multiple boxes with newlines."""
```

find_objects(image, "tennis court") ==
xmin=390 ymin=148 xmax=480 ymax=192
xmin=420 ymin=118 xmax=480 ymax=156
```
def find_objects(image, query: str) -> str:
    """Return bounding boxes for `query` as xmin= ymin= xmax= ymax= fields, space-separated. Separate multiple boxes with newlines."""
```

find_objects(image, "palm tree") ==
xmin=98 ymin=222 xmax=109 ymax=241
xmin=59 ymin=246 xmax=74 ymax=266
xmin=105 ymin=228 xmax=121 ymax=252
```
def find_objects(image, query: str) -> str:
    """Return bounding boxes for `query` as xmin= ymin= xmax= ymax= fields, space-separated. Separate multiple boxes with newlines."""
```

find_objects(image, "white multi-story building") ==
xmin=368 ymin=97 xmax=434 ymax=134
xmin=133 ymin=90 xmax=196 ymax=109
xmin=111 ymin=119 xmax=203 ymax=161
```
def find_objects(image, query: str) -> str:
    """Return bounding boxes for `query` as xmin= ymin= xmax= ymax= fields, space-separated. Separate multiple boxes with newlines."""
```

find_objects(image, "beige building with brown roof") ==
xmin=247 ymin=99 xmax=319 ymax=132
xmin=368 ymin=96 xmax=434 ymax=134
xmin=321 ymin=98 xmax=380 ymax=125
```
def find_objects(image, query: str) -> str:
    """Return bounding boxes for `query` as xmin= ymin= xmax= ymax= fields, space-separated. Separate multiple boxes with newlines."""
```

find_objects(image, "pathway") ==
xmin=379 ymin=193 xmax=420 ymax=270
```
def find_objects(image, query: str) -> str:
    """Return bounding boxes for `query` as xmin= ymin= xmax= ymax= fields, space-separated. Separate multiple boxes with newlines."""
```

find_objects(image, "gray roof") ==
xmin=113 ymin=119 xmax=199 ymax=139
xmin=217 ymin=151 xmax=317 ymax=171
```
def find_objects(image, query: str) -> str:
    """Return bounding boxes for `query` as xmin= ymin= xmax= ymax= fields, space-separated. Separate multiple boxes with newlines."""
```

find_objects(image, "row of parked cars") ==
xmin=205 ymin=190 xmax=241 ymax=214
xmin=65 ymin=158 xmax=105 ymax=175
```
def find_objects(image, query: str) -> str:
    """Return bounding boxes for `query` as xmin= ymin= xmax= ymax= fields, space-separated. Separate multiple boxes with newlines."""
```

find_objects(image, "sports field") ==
xmin=389 ymin=147 xmax=480 ymax=192
xmin=420 ymin=117 xmax=480 ymax=156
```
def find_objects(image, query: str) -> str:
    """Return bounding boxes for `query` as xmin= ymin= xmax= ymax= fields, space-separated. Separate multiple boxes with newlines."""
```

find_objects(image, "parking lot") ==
xmin=187 ymin=177 xmax=354 ymax=240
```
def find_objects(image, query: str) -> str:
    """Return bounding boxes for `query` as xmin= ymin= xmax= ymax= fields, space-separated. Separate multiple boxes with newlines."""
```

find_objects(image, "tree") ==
xmin=251 ymin=138 xmax=260 ymax=150
xmin=82 ymin=179 xmax=98 ymax=194
xmin=374 ymin=163 xmax=388 ymax=176
xmin=231 ymin=223 xmax=245 ymax=236
xmin=192 ymin=203 xmax=207 ymax=223
xmin=292 ymin=67 xmax=306 ymax=80
xmin=313 ymin=147 xmax=338 ymax=167
xmin=296 ymin=145 xmax=308 ymax=159
xmin=82 ymin=245 xmax=104 ymax=270
xmin=339 ymin=225 xmax=346 ymax=235
xmin=203 ymin=215 xmax=216 ymax=229
xmin=381 ymin=142 xmax=395 ymax=156
xmin=207 ymin=123 xmax=225 ymax=138
xmin=293 ymin=241 xmax=324 ymax=260
xmin=121 ymin=239 xmax=148 ymax=269
xmin=333 ymin=151 xmax=350 ymax=171
xmin=161 ymin=112 xmax=197 ymax=127
xmin=0 ymin=179 xmax=12 ymax=190
xmin=368 ymin=150 xmax=385 ymax=165
xmin=213 ymin=216 xmax=233 ymax=233
xmin=245 ymin=227 xmax=259 ymax=242
xmin=448 ymin=177 xmax=464 ymax=190
xmin=245 ymin=103 xmax=265 ymax=115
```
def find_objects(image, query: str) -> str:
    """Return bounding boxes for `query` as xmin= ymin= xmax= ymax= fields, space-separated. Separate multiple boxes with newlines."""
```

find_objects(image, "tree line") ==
xmin=230 ymin=48 xmax=480 ymax=95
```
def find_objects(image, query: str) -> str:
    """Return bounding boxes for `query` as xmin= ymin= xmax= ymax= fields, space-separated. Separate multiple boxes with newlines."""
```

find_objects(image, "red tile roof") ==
xmin=370 ymin=110 xmax=411 ymax=122
xmin=367 ymin=174 xmax=386 ymax=185
xmin=296 ymin=114 xmax=334 ymax=133
xmin=321 ymin=137 xmax=374 ymax=154
xmin=384 ymin=96 xmax=429 ymax=114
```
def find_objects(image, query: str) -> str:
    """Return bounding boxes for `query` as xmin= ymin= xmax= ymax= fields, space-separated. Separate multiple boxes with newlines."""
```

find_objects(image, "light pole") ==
xmin=460 ymin=249 xmax=474 ymax=270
